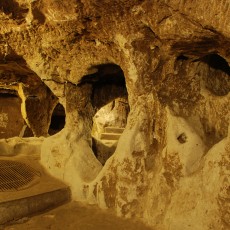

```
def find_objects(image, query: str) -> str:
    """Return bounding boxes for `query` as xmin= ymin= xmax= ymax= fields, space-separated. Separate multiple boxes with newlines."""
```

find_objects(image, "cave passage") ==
xmin=81 ymin=64 xmax=129 ymax=165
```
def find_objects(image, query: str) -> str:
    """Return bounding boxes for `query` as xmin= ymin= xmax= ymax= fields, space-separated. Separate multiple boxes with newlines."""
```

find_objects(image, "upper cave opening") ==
xmin=81 ymin=64 xmax=129 ymax=165
xmin=201 ymin=54 xmax=230 ymax=76
xmin=176 ymin=55 xmax=189 ymax=61
xmin=200 ymin=54 xmax=230 ymax=96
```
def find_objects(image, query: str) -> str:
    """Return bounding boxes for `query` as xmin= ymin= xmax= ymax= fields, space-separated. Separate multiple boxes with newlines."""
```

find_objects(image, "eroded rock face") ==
xmin=0 ymin=1 xmax=229 ymax=229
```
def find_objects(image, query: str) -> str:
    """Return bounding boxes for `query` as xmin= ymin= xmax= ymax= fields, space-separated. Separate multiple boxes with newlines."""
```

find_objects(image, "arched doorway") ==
xmin=80 ymin=64 xmax=129 ymax=165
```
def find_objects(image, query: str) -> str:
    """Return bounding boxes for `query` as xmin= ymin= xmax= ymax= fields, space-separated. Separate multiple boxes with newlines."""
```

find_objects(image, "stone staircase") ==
xmin=100 ymin=127 xmax=125 ymax=141
xmin=94 ymin=127 xmax=125 ymax=165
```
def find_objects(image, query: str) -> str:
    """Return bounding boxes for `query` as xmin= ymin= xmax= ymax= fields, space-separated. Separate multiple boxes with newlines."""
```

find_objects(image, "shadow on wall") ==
xmin=79 ymin=63 xmax=130 ymax=165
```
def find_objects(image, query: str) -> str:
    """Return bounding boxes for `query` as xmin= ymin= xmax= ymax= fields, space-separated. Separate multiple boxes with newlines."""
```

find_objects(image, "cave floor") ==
xmin=3 ymin=201 xmax=153 ymax=230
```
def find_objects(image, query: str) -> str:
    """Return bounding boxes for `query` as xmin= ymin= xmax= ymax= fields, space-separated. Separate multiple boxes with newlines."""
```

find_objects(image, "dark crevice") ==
xmin=0 ymin=89 xmax=18 ymax=97
xmin=49 ymin=103 xmax=66 ymax=135
xmin=176 ymin=55 xmax=189 ymax=61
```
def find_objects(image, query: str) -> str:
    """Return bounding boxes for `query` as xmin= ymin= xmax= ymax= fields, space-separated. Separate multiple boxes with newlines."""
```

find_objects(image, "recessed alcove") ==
xmin=80 ymin=64 xmax=129 ymax=164
xmin=48 ymin=103 xmax=66 ymax=135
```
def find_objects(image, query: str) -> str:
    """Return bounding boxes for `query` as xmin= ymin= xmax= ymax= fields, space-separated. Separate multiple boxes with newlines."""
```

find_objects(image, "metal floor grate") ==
xmin=0 ymin=160 xmax=41 ymax=192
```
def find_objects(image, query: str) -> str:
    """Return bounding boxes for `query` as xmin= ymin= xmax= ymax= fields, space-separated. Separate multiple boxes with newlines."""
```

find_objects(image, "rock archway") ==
xmin=80 ymin=64 xmax=130 ymax=165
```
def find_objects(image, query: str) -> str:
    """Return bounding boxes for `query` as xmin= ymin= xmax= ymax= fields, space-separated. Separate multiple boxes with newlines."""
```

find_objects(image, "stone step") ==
xmin=104 ymin=127 xmax=125 ymax=134
xmin=101 ymin=139 xmax=118 ymax=146
xmin=100 ymin=133 xmax=122 ymax=140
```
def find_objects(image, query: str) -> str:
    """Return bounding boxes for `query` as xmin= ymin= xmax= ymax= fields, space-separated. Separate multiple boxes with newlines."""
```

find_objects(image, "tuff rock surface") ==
xmin=0 ymin=0 xmax=229 ymax=229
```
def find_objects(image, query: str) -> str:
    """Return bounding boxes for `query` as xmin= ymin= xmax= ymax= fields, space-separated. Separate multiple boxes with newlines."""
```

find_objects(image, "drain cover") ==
xmin=0 ymin=160 xmax=40 ymax=192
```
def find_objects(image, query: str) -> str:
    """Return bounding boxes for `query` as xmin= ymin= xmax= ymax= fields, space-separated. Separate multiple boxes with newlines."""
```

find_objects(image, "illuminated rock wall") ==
xmin=0 ymin=1 xmax=229 ymax=229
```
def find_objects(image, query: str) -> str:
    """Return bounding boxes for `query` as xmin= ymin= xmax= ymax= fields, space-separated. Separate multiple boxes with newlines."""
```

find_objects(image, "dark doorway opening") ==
xmin=49 ymin=103 xmax=66 ymax=135
xmin=80 ymin=64 xmax=130 ymax=165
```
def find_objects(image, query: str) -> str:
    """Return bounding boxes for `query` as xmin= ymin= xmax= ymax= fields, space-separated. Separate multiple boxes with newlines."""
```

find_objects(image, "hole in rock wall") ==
xmin=48 ymin=103 xmax=66 ymax=135
xmin=80 ymin=64 xmax=129 ymax=165
xmin=0 ymin=89 xmax=33 ymax=138
xmin=200 ymin=54 xmax=230 ymax=96
xmin=177 ymin=133 xmax=187 ymax=144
